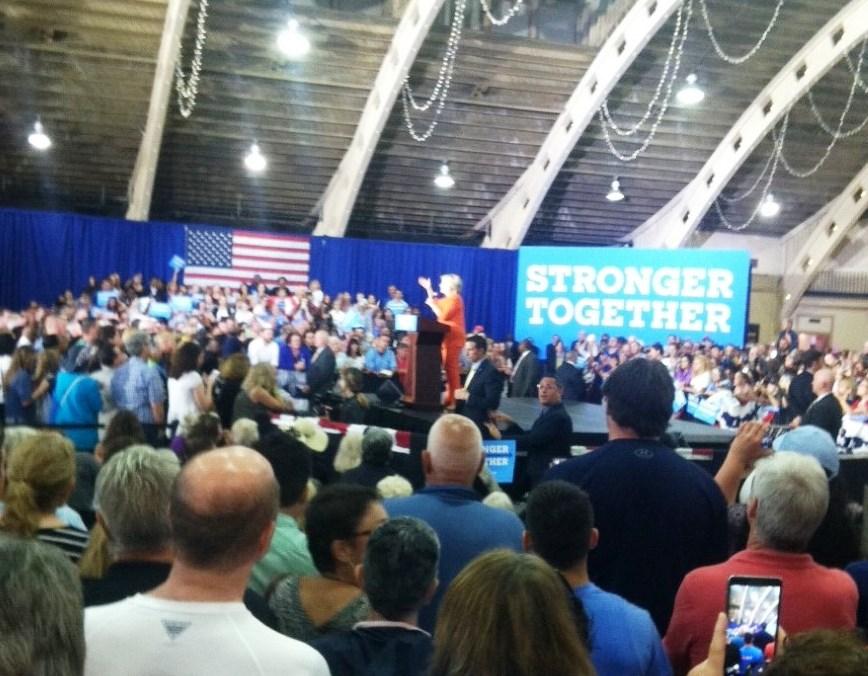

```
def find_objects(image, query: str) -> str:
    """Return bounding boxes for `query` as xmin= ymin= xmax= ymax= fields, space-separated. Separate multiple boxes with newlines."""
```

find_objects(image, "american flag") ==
xmin=183 ymin=225 xmax=310 ymax=289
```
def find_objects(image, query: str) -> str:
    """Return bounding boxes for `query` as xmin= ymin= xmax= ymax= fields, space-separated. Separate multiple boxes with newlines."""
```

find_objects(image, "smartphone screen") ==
xmin=725 ymin=576 xmax=782 ymax=675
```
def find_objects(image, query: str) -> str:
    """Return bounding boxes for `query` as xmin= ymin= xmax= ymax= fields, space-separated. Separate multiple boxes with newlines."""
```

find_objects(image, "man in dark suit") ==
xmin=455 ymin=334 xmax=503 ymax=436
xmin=555 ymin=351 xmax=585 ymax=401
xmin=802 ymin=368 xmax=843 ymax=439
xmin=510 ymin=339 xmax=540 ymax=398
xmin=487 ymin=376 xmax=573 ymax=487
xmin=306 ymin=329 xmax=336 ymax=400
xmin=789 ymin=349 xmax=822 ymax=418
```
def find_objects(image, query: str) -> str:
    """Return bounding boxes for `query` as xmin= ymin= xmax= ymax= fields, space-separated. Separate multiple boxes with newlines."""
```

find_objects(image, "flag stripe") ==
xmin=232 ymin=234 xmax=310 ymax=250
xmin=231 ymin=258 xmax=309 ymax=272
xmin=231 ymin=246 xmax=310 ymax=262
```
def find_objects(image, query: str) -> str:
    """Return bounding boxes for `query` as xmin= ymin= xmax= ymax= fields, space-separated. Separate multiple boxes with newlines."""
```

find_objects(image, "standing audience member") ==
xmin=268 ymin=484 xmax=386 ymax=641
xmin=545 ymin=358 xmax=728 ymax=633
xmin=84 ymin=447 xmax=328 ymax=676
xmin=0 ymin=432 xmax=90 ymax=562
xmin=249 ymin=431 xmax=317 ymax=596
xmin=4 ymin=345 xmax=38 ymax=425
xmin=0 ymin=534 xmax=85 ymax=676
xmin=0 ymin=332 xmax=16 ymax=422
xmin=211 ymin=352 xmax=250 ymax=429
xmin=525 ymin=481 xmax=671 ymax=676
xmin=556 ymin=350 xmax=586 ymax=401
xmin=664 ymin=453 xmax=858 ymax=674
xmin=312 ymin=517 xmax=440 ymax=676
xmin=510 ymin=339 xmax=540 ymax=398
xmin=385 ymin=414 xmax=524 ymax=632
xmin=801 ymin=367 xmax=844 ymax=440
xmin=788 ymin=349 xmax=821 ymax=419
xmin=232 ymin=363 xmax=293 ymax=422
xmin=53 ymin=358 xmax=103 ymax=452
xmin=455 ymin=335 xmax=503 ymax=434
xmin=167 ymin=341 xmax=212 ymax=436
xmin=110 ymin=331 xmax=166 ymax=446
xmin=306 ymin=329 xmax=337 ymax=400
xmin=429 ymin=549 xmax=594 ymax=676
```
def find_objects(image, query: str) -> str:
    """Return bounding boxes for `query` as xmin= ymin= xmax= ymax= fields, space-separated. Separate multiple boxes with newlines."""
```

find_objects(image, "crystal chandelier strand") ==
xmin=844 ymin=53 xmax=868 ymax=94
xmin=699 ymin=0 xmax=784 ymax=65
xmin=718 ymin=113 xmax=788 ymax=232
xmin=479 ymin=0 xmax=524 ymax=27
xmin=777 ymin=38 xmax=866 ymax=178
xmin=718 ymin=138 xmax=777 ymax=203
xmin=601 ymin=2 xmax=686 ymax=137
xmin=807 ymin=89 xmax=868 ymax=139
xmin=599 ymin=0 xmax=693 ymax=162
xmin=175 ymin=0 xmax=209 ymax=119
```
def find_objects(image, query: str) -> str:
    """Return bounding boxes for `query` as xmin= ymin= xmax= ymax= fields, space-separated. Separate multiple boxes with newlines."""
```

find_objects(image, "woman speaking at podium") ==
xmin=418 ymin=274 xmax=466 ymax=409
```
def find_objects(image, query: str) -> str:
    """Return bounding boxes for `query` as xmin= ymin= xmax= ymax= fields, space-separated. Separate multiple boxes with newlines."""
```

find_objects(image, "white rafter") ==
xmin=313 ymin=0 xmax=449 ymax=237
xmin=474 ymin=0 xmax=685 ymax=250
xmin=780 ymin=162 xmax=868 ymax=318
xmin=631 ymin=0 xmax=868 ymax=249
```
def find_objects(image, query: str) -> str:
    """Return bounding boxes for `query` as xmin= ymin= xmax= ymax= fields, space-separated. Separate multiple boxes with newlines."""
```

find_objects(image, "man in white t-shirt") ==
xmin=84 ymin=447 xmax=329 ymax=676
xmin=247 ymin=326 xmax=280 ymax=367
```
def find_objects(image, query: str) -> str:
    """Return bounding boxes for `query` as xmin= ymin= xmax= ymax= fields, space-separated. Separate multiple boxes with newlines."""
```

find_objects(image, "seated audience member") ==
xmin=556 ymin=351 xmax=586 ymax=401
xmin=335 ymin=367 xmax=369 ymax=424
xmin=429 ymin=549 xmax=594 ymax=676
xmin=268 ymin=484 xmax=386 ymax=642
xmin=664 ymin=453 xmax=858 ymax=674
xmin=84 ymin=447 xmax=328 ymax=676
xmin=249 ymin=431 xmax=317 ymax=596
xmin=0 ymin=534 xmax=85 ymax=676
xmin=801 ymin=367 xmax=844 ymax=440
xmin=312 ymin=517 xmax=440 ymax=676
xmin=340 ymin=427 xmax=397 ymax=489
xmin=0 ymin=432 xmax=90 ymax=562
xmin=167 ymin=341 xmax=212 ymax=437
xmin=525 ymin=481 xmax=671 ymax=676
xmin=230 ymin=417 xmax=259 ymax=447
xmin=545 ymin=358 xmax=728 ymax=633
xmin=211 ymin=353 xmax=250 ymax=429
xmin=110 ymin=331 xmax=166 ymax=446
xmin=232 ymin=362 xmax=293 ymax=423
xmin=455 ymin=335 xmax=503 ymax=433
xmin=364 ymin=335 xmax=397 ymax=374
xmin=487 ymin=376 xmax=573 ymax=487
xmin=376 ymin=474 xmax=414 ymax=499
xmin=715 ymin=371 xmax=760 ymax=429
xmin=385 ymin=414 xmax=524 ymax=632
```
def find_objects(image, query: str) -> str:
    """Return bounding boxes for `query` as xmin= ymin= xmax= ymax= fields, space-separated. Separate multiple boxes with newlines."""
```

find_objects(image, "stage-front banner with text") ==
xmin=515 ymin=247 xmax=751 ymax=346
xmin=483 ymin=440 xmax=516 ymax=484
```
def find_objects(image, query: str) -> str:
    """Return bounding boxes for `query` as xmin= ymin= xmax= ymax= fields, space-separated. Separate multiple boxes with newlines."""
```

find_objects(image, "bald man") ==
xmin=84 ymin=447 xmax=329 ymax=676
xmin=384 ymin=415 xmax=523 ymax=632
xmin=802 ymin=368 xmax=844 ymax=440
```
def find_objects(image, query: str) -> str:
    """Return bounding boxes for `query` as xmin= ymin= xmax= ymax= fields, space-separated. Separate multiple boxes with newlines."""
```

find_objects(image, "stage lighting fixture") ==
xmin=28 ymin=119 xmax=52 ymax=150
xmin=676 ymin=73 xmax=705 ymax=106
xmin=244 ymin=142 xmax=267 ymax=173
xmin=434 ymin=161 xmax=455 ymax=189
xmin=277 ymin=19 xmax=310 ymax=59
xmin=759 ymin=193 xmax=780 ymax=218
xmin=606 ymin=178 xmax=625 ymax=202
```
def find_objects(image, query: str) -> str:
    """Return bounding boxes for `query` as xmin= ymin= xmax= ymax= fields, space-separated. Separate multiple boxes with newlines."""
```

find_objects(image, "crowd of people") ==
xmin=1 ymin=272 xmax=868 ymax=675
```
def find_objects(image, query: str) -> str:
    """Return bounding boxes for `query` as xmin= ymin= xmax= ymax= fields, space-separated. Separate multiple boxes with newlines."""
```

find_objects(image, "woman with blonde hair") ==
xmin=430 ymin=550 xmax=594 ymax=676
xmin=231 ymin=362 xmax=293 ymax=423
xmin=0 ymin=432 xmax=90 ymax=562
xmin=3 ymin=345 xmax=38 ymax=425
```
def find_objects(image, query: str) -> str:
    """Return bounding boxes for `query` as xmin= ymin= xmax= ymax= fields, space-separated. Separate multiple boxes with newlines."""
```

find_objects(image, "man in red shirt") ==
xmin=664 ymin=452 xmax=857 ymax=675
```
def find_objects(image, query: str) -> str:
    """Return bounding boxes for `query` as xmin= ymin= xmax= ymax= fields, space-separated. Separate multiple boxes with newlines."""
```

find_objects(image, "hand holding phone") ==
xmin=725 ymin=576 xmax=782 ymax=674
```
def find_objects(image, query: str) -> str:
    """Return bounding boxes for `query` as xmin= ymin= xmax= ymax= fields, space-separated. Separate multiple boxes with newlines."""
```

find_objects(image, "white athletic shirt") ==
xmin=85 ymin=595 xmax=329 ymax=676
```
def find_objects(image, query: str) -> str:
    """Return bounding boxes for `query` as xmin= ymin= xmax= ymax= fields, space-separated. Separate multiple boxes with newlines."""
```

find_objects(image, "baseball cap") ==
xmin=772 ymin=425 xmax=839 ymax=478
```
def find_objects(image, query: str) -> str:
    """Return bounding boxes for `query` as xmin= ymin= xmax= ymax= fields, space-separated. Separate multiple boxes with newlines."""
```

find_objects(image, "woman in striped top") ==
xmin=0 ymin=432 xmax=90 ymax=562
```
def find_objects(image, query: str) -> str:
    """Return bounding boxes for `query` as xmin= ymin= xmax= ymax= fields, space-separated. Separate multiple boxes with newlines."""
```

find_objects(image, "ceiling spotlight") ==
xmin=27 ymin=119 xmax=52 ymax=150
xmin=676 ymin=73 xmax=705 ymax=106
xmin=244 ymin=142 xmax=267 ymax=173
xmin=759 ymin=193 xmax=780 ymax=218
xmin=606 ymin=178 xmax=624 ymax=202
xmin=434 ymin=161 xmax=455 ymax=189
xmin=277 ymin=18 xmax=310 ymax=59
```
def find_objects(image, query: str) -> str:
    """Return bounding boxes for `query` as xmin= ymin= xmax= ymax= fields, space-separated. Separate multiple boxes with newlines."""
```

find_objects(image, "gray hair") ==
xmin=0 ymin=535 xmax=84 ymax=675
xmin=231 ymin=418 xmax=259 ymax=448
xmin=362 ymin=427 xmax=393 ymax=466
xmin=750 ymin=452 xmax=829 ymax=552
xmin=95 ymin=447 xmax=180 ymax=555
xmin=123 ymin=330 xmax=150 ymax=357
xmin=376 ymin=474 xmax=413 ymax=499
xmin=363 ymin=517 xmax=440 ymax=620
xmin=441 ymin=273 xmax=462 ymax=293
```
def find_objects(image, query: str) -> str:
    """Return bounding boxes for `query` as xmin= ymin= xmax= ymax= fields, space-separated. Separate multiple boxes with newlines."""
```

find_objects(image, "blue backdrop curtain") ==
xmin=0 ymin=209 xmax=185 ymax=310
xmin=309 ymin=236 xmax=518 ymax=339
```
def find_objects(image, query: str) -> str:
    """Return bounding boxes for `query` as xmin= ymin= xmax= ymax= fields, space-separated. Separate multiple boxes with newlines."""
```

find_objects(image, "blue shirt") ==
xmin=110 ymin=357 xmax=166 ymax=425
xmin=54 ymin=372 xmax=103 ymax=451
xmin=385 ymin=486 xmax=524 ymax=633
xmin=5 ymin=370 xmax=35 ymax=424
xmin=574 ymin=583 xmax=671 ymax=676
xmin=365 ymin=348 xmax=396 ymax=373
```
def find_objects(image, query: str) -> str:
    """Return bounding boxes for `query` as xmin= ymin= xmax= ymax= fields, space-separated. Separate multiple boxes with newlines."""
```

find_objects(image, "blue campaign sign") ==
xmin=483 ymin=439 xmax=517 ymax=484
xmin=515 ymin=247 xmax=751 ymax=347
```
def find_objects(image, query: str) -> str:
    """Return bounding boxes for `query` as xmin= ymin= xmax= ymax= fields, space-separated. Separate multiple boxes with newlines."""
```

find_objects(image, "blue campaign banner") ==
xmin=483 ymin=439 xmax=517 ymax=484
xmin=515 ymin=247 xmax=751 ymax=347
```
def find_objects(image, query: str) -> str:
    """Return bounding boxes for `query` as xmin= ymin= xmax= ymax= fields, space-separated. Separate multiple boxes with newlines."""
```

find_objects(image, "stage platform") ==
xmin=366 ymin=397 xmax=737 ymax=449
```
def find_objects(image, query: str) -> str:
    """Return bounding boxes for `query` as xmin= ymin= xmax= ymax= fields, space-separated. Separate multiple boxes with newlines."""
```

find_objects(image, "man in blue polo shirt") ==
xmin=544 ymin=358 xmax=728 ymax=634
xmin=385 ymin=414 xmax=523 ymax=633
xmin=525 ymin=480 xmax=671 ymax=676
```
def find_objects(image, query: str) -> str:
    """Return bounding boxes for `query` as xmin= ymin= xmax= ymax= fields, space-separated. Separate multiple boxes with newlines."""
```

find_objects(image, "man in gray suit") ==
xmin=510 ymin=339 xmax=541 ymax=398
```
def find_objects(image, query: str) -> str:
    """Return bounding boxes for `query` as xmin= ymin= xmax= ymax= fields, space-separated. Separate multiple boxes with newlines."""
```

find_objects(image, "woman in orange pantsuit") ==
xmin=418 ymin=274 xmax=466 ymax=408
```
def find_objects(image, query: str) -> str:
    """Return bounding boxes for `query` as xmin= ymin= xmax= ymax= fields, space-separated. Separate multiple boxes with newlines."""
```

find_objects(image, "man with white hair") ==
xmin=384 ymin=414 xmax=523 ymax=632
xmin=801 ymin=367 xmax=843 ymax=440
xmin=306 ymin=329 xmax=336 ymax=400
xmin=85 ymin=447 xmax=328 ymax=676
xmin=664 ymin=452 xmax=857 ymax=674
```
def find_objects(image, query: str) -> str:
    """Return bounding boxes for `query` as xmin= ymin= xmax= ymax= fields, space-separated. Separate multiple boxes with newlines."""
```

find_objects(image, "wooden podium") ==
xmin=402 ymin=318 xmax=448 ymax=409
